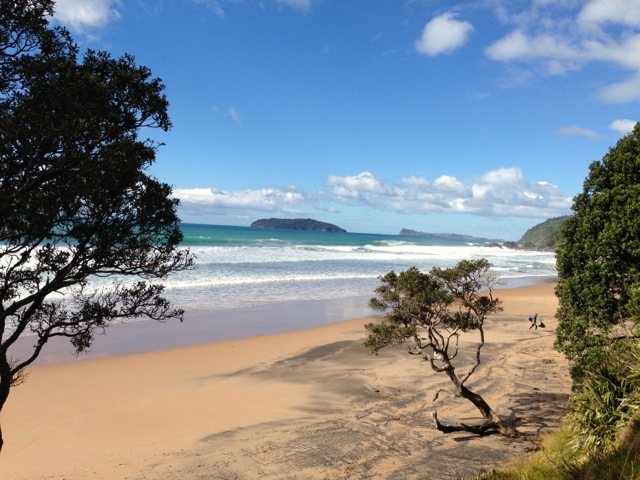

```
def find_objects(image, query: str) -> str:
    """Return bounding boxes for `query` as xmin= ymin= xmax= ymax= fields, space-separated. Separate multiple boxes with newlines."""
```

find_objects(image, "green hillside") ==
xmin=517 ymin=216 xmax=569 ymax=251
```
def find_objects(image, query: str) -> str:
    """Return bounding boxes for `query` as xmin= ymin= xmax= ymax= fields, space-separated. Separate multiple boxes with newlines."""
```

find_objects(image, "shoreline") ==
xmin=2 ymin=281 xmax=571 ymax=479
xmin=12 ymin=275 xmax=556 ymax=366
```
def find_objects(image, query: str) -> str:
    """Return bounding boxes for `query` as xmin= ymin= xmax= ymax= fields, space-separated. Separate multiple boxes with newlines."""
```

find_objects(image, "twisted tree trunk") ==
xmin=432 ymin=363 xmax=519 ymax=438
xmin=433 ymin=384 xmax=519 ymax=437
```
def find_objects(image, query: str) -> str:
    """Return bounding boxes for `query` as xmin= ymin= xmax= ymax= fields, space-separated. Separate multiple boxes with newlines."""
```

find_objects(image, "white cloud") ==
xmin=415 ymin=12 xmax=474 ymax=56
xmin=433 ymin=175 xmax=467 ymax=193
xmin=214 ymin=106 xmax=242 ymax=123
xmin=400 ymin=176 xmax=430 ymax=187
xmin=486 ymin=30 xmax=584 ymax=74
xmin=173 ymin=169 xmax=572 ymax=223
xmin=597 ymin=73 xmax=640 ymax=103
xmin=485 ymin=2 xmax=640 ymax=102
xmin=174 ymin=186 xmax=306 ymax=210
xmin=277 ymin=0 xmax=314 ymax=11
xmin=610 ymin=119 xmax=637 ymax=134
xmin=479 ymin=167 xmax=525 ymax=185
xmin=585 ymin=36 xmax=640 ymax=71
xmin=190 ymin=0 xmax=315 ymax=15
xmin=226 ymin=107 xmax=241 ymax=123
xmin=53 ymin=0 xmax=121 ymax=31
xmin=579 ymin=0 xmax=640 ymax=28
xmin=327 ymin=172 xmax=388 ymax=202
xmin=556 ymin=125 xmax=600 ymax=139
xmin=485 ymin=30 xmax=531 ymax=61
xmin=192 ymin=0 xmax=225 ymax=18
xmin=325 ymin=169 xmax=571 ymax=218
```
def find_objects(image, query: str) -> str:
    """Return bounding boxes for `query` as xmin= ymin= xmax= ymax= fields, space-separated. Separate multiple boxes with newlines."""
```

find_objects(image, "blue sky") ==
xmin=51 ymin=0 xmax=639 ymax=239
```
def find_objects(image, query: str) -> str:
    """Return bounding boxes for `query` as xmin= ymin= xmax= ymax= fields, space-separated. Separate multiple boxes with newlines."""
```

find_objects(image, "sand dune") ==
xmin=1 ymin=283 xmax=570 ymax=479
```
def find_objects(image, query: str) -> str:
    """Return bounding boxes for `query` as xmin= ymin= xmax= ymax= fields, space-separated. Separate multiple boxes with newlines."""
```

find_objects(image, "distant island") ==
xmin=251 ymin=218 xmax=347 ymax=233
xmin=400 ymin=229 xmax=491 ymax=242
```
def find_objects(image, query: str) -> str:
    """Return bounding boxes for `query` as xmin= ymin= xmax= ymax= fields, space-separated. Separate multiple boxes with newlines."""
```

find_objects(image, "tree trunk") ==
xmin=0 ymin=355 xmax=13 ymax=453
xmin=433 ymin=384 xmax=519 ymax=437
xmin=461 ymin=385 xmax=518 ymax=437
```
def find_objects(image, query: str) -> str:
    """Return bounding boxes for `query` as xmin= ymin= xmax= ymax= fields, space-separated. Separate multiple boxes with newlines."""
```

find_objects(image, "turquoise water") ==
xmin=23 ymin=222 xmax=556 ymax=348
xmin=159 ymin=223 xmax=557 ymax=313
xmin=179 ymin=223 xmax=483 ymax=248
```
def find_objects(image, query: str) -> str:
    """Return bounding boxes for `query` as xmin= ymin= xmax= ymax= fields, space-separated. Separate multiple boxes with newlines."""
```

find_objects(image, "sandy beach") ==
xmin=1 ymin=282 xmax=570 ymax=479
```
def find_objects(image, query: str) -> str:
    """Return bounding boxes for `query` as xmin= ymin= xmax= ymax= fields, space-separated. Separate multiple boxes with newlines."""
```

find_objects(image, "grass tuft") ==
xmin=476 ymin=423 xmax=640 ymax=480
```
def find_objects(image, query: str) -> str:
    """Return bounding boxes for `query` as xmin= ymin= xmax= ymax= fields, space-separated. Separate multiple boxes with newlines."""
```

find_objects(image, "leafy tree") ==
xmin=365 ymin=259 xmax=518 ymax=437
xmin=555 ymin=123 xmax=640 ymax=379
xmin=0 ymin=1 xmax=194 ymax=450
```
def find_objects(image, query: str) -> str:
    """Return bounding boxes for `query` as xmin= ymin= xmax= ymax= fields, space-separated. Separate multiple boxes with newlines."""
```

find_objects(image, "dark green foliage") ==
xmin=365 ymin=268 xmax=447 ymax=354
xmin=555 ymin=123 xmax=640 ymax=379
xmin=365 ymin=260 xmax=518 ymax=437
xmin=0 ymin=0 xmax=194 ymax=450
xmin=365 ymin=261 xmax=500 ymax=355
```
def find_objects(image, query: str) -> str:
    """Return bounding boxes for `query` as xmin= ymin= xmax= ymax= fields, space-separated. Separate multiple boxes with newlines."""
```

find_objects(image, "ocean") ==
xmin=165 ymin=223 xmax=557 ymax=315
xmin=14 ymin=222 xmax=559 ymax=361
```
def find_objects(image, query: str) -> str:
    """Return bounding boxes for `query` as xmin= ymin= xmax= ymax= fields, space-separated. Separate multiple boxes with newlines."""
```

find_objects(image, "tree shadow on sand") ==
xmin=509 ymin=390 xmax=570 ymax=437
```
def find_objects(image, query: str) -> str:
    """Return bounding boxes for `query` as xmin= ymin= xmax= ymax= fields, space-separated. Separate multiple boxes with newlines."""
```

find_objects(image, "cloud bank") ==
xmin=174 ymin=168 xmax=572 ymax=223
xmin=484 ymin=0 xmax=640 ymax=103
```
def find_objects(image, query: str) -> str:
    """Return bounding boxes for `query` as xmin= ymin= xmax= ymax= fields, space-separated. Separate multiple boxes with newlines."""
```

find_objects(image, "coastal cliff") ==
xmin=251 ymin=218 xmax=346 ymax=233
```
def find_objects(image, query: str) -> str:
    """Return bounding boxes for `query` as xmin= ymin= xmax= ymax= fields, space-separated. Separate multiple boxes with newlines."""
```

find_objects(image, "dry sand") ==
xmin=1 ymin=283 xmax=571 ymax=479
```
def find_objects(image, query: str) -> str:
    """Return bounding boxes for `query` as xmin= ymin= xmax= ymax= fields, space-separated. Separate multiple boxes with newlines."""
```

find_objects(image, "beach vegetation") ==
xmin=474 ymin=421 xmax=640 ymax=480
xmin=476 ymin=125 xmax=640 ymax=479
xmin=566 ymin=350 xmax=640 ymax=452
xmin=365 ymin=259 xmax=518 ymax=437
xmin=555 ymin=122 xmax=640 ymax=381
xmin=0 ymin=0 xmax=194 ymax=451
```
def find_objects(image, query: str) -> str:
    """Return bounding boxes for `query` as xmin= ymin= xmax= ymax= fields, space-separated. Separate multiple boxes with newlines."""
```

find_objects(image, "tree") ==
xmin=555 ymin=123 xmax=640 ymax=379
xmin=0 ymin=1 xmax=194 ymax=451
xmin=365 ymin=259 xmax=518 ymax=437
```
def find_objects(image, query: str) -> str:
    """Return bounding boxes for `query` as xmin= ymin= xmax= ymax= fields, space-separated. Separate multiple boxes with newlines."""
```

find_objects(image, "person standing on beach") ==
xmin=529 ymin=313 xmax=539 ymax=330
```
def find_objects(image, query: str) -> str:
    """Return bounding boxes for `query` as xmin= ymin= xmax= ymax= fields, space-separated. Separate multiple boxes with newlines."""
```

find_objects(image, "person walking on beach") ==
xmin=529 ymin=313 xmax=539 ymax=330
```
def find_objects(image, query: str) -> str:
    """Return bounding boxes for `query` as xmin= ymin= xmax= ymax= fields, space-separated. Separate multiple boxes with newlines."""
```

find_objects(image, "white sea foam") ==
xmin=4 ymin=225 xmax=559 ymax=338
xmin=5 ymin=232 xmax=557 ymax=319
xmin=152 ymin=243 xmax=557 ymax=313
xmin=190 ymin=243 xmax=554 ymax=264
